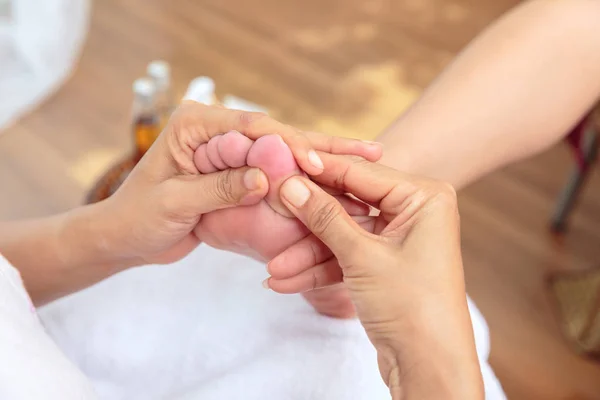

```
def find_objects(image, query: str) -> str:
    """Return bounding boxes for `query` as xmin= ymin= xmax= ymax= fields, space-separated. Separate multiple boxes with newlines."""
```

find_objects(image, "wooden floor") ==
xmin=2 ymin=0 xmax=600 ymax=398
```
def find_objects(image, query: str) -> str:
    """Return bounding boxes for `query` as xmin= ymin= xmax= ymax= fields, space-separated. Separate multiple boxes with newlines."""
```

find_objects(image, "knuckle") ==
xmin=331 ymin=156 xmax=365 ymax=189
xmin=164 ymin=107 xmax=210 ymax=175
xmin=430 ymin=180 xmax=458 ymax=209
xmin=332 ymin=162 xmax=350 ymax=190
xmin=308 ymin=201 xmax=343 ymax=237
xmin=175 ymin=101 xmax=206 ymax=123
xmin=238 ymin=111 xmax=269 ymax=132
xmin=307 ymin=239 xmax=321 ymax=267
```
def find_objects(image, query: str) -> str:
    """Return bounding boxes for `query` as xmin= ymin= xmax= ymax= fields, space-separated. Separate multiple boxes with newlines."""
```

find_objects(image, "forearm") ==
xmin=385 ymin=348 xmax=482 ymax=400
xmin=383 ymin=302 xmax=484 ymax=400
xmin=0 ymin=202 xmax=137 ymax=305
xmin=378 ymin=0 xmax=600 ymax=189
xmin=377 ymin=254 xmax=483 ymax=400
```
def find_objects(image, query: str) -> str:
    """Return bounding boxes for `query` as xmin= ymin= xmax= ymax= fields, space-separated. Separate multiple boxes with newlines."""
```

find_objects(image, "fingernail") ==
xmin=244 ymin=168 xmax=265 ymax=191
xmin=262 ymin=278 xmax=270 ymax=289
xmin=281 ymin=178 xmax=311 ymax=208
xmin=308 ymin=150 xmax=324 ymax=170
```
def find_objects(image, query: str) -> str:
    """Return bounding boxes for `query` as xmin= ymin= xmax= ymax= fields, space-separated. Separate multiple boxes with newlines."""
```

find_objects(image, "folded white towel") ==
xmin=39 ymin=245 xmax=506 ymax=399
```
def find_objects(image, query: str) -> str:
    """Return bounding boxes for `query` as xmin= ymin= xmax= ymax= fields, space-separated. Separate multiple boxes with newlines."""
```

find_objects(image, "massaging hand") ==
xmin=105 ymin=102 xmax=379 ymax=266
xmin=190 ymin=129 xmax=380 ymax=319
xmin=267 ymin=154 xmax=484 ymax=399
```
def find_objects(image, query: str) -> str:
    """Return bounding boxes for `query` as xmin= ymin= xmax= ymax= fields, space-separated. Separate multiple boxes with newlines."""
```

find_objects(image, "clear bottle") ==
xmin=183 ymin=76 xmax=217 ymax=105
xmin=146 ymin=60 xmax=174 ymax=123
xmin=132 ymin=77 xmax=160 ymax=163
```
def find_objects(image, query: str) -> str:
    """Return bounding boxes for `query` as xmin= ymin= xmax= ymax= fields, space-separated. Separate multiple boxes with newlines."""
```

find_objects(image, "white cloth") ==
xmin=0 ymin=0 xmax=90 ymax=131
xmin=0 ymin=254 xmax=96 ymax=399
xmin=0 ymin=246 xmax=506 ymax=399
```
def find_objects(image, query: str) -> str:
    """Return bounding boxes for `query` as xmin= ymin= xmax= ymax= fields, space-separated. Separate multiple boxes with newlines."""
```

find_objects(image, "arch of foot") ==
xmin=194 ymin=131 xmax=304 ymax=217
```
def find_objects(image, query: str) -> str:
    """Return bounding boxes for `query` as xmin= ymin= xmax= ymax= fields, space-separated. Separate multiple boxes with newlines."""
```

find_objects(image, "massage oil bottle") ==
xmin=146 ymin=60 xmax=174 ymax=126
xmin=183 ymin=76 xmax=217 ymax=105
xmin=132 ymin=77 xmax=160 ymax=163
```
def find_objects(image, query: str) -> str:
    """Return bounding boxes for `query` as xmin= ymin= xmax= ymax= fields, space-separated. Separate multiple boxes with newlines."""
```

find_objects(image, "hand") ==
xmin=0 ymin=105 xmax=379 ymax=305
xmin=102 ymin=102 xmax=379 ymax=266
xmin=189 ymin=130 xmax=380 ymax=318
xmin=267 ymin=154 xmax=484 ymax=399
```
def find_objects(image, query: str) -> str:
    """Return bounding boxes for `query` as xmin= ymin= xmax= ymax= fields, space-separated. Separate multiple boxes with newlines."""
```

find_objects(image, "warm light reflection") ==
xmin=314 ymin=62 xmax=420 ymax=140
xmin=293 ymin=25 xmax=346 ymax=50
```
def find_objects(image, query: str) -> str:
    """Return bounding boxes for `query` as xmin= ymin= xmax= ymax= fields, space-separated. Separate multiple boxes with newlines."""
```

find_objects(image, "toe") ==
xmin=206 ymin=135 xmax=228 ymax=170
xmin=247 ymin=135 xmax=304 ymax=217
xmin=194 ymin=143 xmax=219 ymax=173
xmin=218 ymin=130 xmax=254 ymax=168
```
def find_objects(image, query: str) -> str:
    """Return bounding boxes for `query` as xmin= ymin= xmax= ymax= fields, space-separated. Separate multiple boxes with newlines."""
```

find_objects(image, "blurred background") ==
xmin=1 ymin=0 xmax=600 ymax=398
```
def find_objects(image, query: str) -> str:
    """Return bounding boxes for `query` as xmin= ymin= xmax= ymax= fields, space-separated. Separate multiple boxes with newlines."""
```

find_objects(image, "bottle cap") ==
xmin=183 ymin=77 xmax=215 ymax=105
xmin=147 ymin=60 xmax=171 ymax=80
xmin=133 ymin=78 xmax=156 ymax=97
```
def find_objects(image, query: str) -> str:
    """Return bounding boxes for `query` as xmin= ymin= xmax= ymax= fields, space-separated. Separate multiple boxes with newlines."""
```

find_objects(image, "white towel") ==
xmin=39 ymin=245 xmax=506 ymax=399
xmin=0 ymin=254 xmax=97 ymax=399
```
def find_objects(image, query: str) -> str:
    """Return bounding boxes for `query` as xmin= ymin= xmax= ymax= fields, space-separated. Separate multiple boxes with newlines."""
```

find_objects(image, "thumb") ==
xmin=279 ymin=176 xmax=368 ymax=263
xmin=168 ymin=167 xmax=269 ymax=217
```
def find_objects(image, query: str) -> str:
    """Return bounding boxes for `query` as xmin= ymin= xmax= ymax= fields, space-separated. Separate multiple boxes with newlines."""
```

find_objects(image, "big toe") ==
xmin=194 ymin=133 xmax=302 ymax=217
xmin=247 ymin=135 xmax=303 ymax=217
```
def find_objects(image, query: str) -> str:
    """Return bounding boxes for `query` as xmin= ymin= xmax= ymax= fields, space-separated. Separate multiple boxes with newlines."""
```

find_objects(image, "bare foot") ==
xmin=194 ymin=132 xmax=356 ymax=318
xmin=194 ymin=132 xmax=308 ymax=259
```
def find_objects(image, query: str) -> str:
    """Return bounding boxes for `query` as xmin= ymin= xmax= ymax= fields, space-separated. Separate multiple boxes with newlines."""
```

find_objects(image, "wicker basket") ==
xmin=85 ymin=157 xmax=136 ymax=204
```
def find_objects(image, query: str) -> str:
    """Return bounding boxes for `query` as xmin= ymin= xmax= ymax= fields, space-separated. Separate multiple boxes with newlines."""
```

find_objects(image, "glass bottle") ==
xmin=146 ymin=60 xmax=174 ymax=124
xmin=132 ymin=77 xmax=160 ymax=163
xmin=183 ymin=76 xmax=217 ymax=105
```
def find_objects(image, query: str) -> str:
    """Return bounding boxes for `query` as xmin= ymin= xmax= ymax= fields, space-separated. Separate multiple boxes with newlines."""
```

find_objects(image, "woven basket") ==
xmin=548 ymin=268 xmax=600 ymax=359
xmin=85 ymin=157 xmax=136 ymax=204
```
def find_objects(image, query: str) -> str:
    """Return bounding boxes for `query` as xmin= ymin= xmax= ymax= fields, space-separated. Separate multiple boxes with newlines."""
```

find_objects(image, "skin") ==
xmin=376 ymin=0 xmax=600 ymax=189
xmin=0 ymin=103 xmax=378 ymax=305
xmin=265 ymin=1 xmax=600 ymax=394
xmin=265 ymin=1 xmax=600 ymax=395
xmin=3 ymin=0 xmax=597 ymax=394
xmin=194 ymin=132 xmax=379 ymax=317
xmin=267 ymin=0 xmax=600 ymax=318
xmin=271 ymin=154 xmax=484 ymax=399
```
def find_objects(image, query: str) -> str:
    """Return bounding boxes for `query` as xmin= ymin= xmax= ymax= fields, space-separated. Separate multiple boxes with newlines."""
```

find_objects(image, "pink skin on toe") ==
xmin=193 ymin=132 xmax=308 ymax=260
xmin=246 ymin=135 xmax=304 ymax=217
xmin=193 ymin=132 xmax=362 ymax=318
